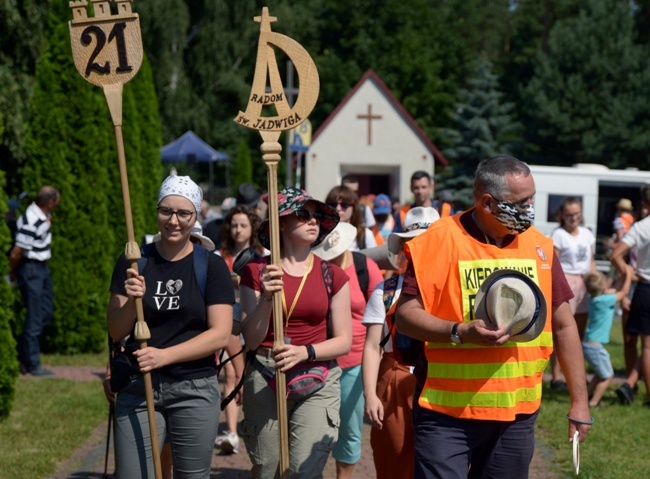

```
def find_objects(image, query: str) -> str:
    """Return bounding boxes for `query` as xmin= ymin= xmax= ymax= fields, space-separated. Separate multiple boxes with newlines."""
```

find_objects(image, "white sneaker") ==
xmin=219 ymin=431 xmax=239 ymax=454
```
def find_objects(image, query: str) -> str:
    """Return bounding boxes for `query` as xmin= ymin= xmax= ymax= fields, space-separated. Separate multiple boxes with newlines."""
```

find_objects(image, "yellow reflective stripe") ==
xmin=427 ymin=331 xmax=554 ymax=350
xmin=428 ymin=359 xmax=548 ymax=380
xmin=421 ymin=383 xmax=543 ymax=409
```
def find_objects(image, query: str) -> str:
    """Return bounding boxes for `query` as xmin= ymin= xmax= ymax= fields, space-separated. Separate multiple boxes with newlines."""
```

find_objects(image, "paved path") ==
xmin=44 ymin=366 xmax=559 ymax=479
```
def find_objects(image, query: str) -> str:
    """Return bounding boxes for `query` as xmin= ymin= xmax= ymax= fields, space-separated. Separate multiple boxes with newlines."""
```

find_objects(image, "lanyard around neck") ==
xmin=281 ymin=253 xmax=314 ymax=327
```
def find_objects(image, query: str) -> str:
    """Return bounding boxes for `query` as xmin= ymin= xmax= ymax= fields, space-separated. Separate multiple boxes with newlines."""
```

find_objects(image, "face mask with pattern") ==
xmin=492 ymin=200 xmax=535 ymax=234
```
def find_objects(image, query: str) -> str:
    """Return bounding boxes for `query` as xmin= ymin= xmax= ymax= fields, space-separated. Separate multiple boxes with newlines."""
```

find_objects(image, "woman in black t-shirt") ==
xmin=107 ymin=175 xmax=234 ymax=479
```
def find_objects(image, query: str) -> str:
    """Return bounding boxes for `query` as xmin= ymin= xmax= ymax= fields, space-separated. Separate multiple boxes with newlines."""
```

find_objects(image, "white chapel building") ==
xmin=306 ymin=70 xmax=448 ymax=202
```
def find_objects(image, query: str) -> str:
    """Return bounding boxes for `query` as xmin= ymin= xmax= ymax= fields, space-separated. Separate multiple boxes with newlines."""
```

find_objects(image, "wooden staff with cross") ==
xmin=235 ymin=7 xmax=320 ymax=478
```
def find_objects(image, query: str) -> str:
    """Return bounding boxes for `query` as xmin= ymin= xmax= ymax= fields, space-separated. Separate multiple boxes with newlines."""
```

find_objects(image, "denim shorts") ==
xmin=582 ymin=342 xmax=613 ymax=379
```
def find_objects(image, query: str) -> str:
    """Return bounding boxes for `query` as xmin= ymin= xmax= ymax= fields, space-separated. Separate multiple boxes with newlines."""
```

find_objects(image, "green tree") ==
xmin=232 ymin=138 xmax=253 ymax=196
xmin=0 ymin=0 xmax=51 ymax=194
xmin=20 ymin=5 xmax=162 ymax=353
xmin=0 ymin=169 xmax=19 ymax=420
xmin=439 ymin=57 xmax=521 ymax=208
xmin=524 ymin=0 xmax=650 ymax=167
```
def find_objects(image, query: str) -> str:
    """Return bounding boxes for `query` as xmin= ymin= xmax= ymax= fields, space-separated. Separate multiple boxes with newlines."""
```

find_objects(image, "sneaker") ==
xmin=219 ymin=431 xmax=239 ymax=454
xmin=28 ymin=366 xmax=55 ymax=377
xmin=616 ymin=383 xmax=634 ymax=405
xmin=550 ymin=380 xmax=568 ymax=392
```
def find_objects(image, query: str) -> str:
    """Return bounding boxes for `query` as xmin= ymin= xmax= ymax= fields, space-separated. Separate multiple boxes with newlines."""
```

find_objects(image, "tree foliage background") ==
xmin=0 ymin=0 xmax=649 ymax=379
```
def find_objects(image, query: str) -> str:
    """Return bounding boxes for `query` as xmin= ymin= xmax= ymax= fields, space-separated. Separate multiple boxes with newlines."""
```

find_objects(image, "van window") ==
xmin=547 ymin=195 xmax=583 ymax=223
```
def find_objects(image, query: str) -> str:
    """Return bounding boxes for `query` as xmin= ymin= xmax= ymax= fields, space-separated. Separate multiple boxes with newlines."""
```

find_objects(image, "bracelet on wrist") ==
xmin=305 ymin=344 xmax=316 ymax=362
xmin=566 ymin=415 xmax=595 ymax=425
xmin=262 ymin=293 xmax=273 ymax=302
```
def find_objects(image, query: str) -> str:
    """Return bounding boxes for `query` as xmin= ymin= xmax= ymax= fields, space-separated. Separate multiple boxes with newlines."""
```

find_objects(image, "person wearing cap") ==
xmin=239 ymin=186 xmax=352 ymax=479
xmin=107 ymin=175 xmax=235 ymax=478
xmin=612 ymin=197 xmax=635 ymax=250
xmin=372 ymin=193 xmax=394 ymax=244
xmin=312 ymin=222 xmax=383 ymax=479
xmin=361 ymin=207 xmax=439 ymax=479
xmin=396 ymin=156 xmax=591 ymax=478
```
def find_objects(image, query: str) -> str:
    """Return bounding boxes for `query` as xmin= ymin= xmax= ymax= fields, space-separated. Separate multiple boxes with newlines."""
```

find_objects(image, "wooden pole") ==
xmin=260 ymin=130 xmax=290 ymax=475
xmin=69 ymin=4 xmax=161 ymax=478
xmin=234 ymin=8 xmax=320 ymax=478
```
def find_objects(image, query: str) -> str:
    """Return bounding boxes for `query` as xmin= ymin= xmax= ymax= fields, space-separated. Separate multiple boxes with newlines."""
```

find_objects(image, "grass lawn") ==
xmin=2 ymin=327 xmax=649 ymax=478
xmin=0 ymin=350 xmax=107 ymax=479
xmin=536 ymin=318 xmax=650 ymax=478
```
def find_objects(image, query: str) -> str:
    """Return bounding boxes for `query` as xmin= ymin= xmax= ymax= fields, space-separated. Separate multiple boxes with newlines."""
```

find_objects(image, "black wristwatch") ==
xmin=450 ymin=323 xmax=462 ymax=345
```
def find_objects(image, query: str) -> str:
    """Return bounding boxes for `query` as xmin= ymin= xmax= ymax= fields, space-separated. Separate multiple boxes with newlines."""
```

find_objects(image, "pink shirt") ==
xmin=337 ymin=255 xmax=383 ymax=369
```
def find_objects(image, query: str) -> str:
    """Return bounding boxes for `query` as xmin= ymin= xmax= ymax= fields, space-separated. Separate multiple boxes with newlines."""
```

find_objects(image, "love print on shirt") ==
xmin=154 ymin=280 xmax=182 ymax=310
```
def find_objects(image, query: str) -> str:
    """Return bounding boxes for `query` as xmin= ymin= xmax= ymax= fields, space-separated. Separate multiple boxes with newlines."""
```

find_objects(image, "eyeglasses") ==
xmin=327 ymin=201 xmax=352 ymax=210
xmin=157 ymin=206 xmax=195 ymax=224
xmin=294 ymin=209 xmax=324 ymax=223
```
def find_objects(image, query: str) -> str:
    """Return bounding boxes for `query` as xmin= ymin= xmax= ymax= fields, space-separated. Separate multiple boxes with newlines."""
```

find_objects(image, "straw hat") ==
xmin=387 ymin=207 xmax=440 ymax=268
xmin=473 ymin=269 xmax=547 ymax=342
xmin=311 ymin=222 xmax=357 ymax=261
xmin=616 ymin=198 xmax=633 ymax=211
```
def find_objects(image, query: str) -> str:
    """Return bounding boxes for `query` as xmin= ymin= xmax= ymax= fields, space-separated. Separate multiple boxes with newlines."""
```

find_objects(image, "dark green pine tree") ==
xmin=0 ymin=0 xmax=51 ymax=194
xmin=20 ymin=4 xmax=163 ymax=353
xmin=524 ymin=0 xmax=650 ymax=168
xmin=0 ymin=167 xmax=19 ymax=420
xmin=231 ymin=138 xmax=253 ymax=197
xmin=440 ymin=57 xmax=522 ymax=209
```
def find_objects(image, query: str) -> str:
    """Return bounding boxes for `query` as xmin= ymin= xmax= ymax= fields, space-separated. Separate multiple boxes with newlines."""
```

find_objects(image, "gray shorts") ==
xmin=114 ymin=373 xmax=220 ymax=479
xmin=242 ymin=353 xmax=341 ymax=479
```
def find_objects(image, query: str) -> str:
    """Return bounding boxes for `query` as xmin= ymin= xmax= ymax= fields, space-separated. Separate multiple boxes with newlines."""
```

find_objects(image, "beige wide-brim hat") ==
xmin=386 ymin=207 xmax=440 ymax=268
xmin=151 ymin=225 xmax=216 ymax=252
xmin=311 ymin=222 xmax=357 ymax=261
xmin=616 ymin=198 xmax=633 ymax=211
xmin=473 ymin=269 xmax=547 ymax=342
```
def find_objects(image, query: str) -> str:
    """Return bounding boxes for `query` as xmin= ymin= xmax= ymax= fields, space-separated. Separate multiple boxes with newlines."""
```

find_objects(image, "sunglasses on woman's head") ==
xmin=327 ymin=201 xmax=352 ymax=210
xmin=294 ymin=209 xmax=324 ymax=223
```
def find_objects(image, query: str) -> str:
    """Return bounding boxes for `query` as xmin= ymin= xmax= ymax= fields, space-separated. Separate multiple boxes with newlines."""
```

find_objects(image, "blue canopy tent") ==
xmin=161 ymin=130 xmax=230 ymax=203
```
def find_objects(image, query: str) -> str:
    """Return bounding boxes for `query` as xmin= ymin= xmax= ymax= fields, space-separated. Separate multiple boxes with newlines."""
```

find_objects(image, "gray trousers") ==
xmin=242 ymin=354 xmax=341 ymax=479
xmin=114 ymin=373 xmax=220 ymax=479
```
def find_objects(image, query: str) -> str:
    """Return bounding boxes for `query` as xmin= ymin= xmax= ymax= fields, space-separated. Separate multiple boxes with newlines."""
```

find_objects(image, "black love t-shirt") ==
xmin=110 ymin=246 xmax=235 ymax=380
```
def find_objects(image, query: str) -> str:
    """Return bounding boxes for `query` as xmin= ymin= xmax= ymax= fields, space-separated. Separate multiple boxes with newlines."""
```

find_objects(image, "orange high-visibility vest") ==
xmin=405 ymin=213 xmax=554 ymax=421
xmin=612 ymin=212 xmax=634 ymax=248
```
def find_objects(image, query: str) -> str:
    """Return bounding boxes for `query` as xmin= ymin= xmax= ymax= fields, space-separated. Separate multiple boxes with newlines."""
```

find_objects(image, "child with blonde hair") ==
xmin=583 ymin=267 xmax=632 ymax=406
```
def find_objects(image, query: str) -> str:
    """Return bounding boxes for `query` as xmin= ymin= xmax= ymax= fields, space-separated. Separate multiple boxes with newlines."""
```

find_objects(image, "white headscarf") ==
xmin=158 ymin=175 xmax=202 ymax=214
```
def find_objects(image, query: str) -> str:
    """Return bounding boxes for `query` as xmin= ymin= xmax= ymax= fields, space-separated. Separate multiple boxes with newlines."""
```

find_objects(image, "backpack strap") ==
xmin=137 ymin=242 xmax=208 ymax=300
xmin=352 ymin=251 xmax=369 ymax=301
xmin=191 ymin=244 xmax=209 ymax=300
xmin=379 ymin=275 xmax=401 ymax=349
xmin=320 ymin=258 xmax=334 ymax=338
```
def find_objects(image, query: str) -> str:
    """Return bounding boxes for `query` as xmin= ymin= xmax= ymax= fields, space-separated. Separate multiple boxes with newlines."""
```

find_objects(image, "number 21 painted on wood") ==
xmin=69 ymin=1 xmax=143 ymax=89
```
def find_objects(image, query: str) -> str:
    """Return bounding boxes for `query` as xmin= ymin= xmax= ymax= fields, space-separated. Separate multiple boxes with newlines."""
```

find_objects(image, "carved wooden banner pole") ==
xmin=68 ymin=2 xmax=162 ymax=478
xmin=235 ymin=7 xmax=320 ymax=477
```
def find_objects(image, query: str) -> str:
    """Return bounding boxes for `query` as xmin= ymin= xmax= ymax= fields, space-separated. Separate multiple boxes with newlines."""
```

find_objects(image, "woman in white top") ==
xmin=550 ymin=196 xmax=596 ymax=388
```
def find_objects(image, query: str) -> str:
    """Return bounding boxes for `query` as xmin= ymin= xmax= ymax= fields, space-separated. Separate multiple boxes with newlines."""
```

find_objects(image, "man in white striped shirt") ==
xmin=9 ymin=186 xmax=60 ymax=376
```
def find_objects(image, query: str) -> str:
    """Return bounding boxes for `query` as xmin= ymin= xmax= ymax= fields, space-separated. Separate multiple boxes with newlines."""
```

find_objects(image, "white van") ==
xmin=529 ymin=164 xmax=650 ymax=267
